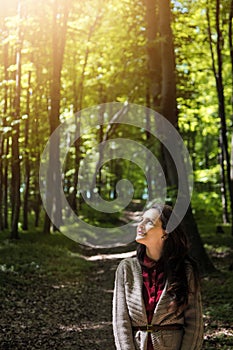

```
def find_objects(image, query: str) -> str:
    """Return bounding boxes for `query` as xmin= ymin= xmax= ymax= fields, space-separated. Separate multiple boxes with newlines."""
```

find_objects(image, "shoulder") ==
xmin=116 ymin=257 xmax=139 ymax=271
xmin=115 ymin=257 xmax=140 ymax=277
xmin=115 ymin=257 xmax=142 ymax=287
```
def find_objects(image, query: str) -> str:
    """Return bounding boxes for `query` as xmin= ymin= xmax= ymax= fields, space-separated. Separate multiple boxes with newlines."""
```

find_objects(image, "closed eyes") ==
xmin=138 ymin=217 xmax=154 ymax=225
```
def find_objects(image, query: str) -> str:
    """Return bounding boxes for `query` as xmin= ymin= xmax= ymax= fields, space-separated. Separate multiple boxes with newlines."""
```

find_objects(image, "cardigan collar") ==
xmin=140 ymin=253 xmax=163 ymax=270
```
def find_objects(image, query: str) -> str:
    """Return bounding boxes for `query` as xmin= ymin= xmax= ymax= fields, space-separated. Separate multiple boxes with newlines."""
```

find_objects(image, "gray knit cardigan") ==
xmin=112 ymin=257 xmax=203 ymax=350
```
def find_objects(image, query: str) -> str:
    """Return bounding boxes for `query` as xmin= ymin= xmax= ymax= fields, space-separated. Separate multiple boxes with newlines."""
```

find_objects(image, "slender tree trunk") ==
xmin=229 ymin=0 xmax=233 ymax=94
xmin=71 ymin=48 xmax=80 ymax=214
xmin=71 ymin=111 xmax=81 ymax=213
xmin=229 ymin=0 xmax=233 ymax=232
xmin=145 ymin=88 xmax=153 ymax=201
xmin=215 ymin=0 xmax=233 ymax=232
xmin=34 ymin=96 xmax=41 ymax=228
xmin=206 ymin=5 xmax=229 ymax=222
xmin=4 ymin=138 xmax=9 ymax=229
xmin=43 ymin=0 xmax=71 ymax=233
xmin=22 ymin=71 xmax=31 ymax=230
xmin=0 ymin=134 xmax=3 ymax=231
xmin=11 ymin=1 xmax=22 ymax=239
xmin=218 ymin=136 xmax=229 ymax=223
xmin=207 ymin=1 xmax=233 ymax=231
xmin=0 ymin=0 xmax=9 ymax=230
xmin=97 ymin=104 xmax=105 ymax=196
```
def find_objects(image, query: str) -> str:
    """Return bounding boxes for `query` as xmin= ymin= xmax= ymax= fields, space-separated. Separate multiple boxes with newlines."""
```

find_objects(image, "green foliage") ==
xmin=192 ymin=191 xmax=222 ymax=224
xmin=0 ymin=230 xmax=91 ymax=285
xmin=0 ymin=0 xmax=233 ymax=232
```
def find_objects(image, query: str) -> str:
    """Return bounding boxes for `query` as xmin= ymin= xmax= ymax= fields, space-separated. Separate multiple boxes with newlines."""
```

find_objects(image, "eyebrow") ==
xmin=141 ymin=217 xmax=154 ymax=222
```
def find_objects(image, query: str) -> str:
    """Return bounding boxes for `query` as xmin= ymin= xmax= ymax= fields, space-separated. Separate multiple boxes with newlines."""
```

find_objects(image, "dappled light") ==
xmin=1 ymin=0 xmax=233 ymax=349
xmin=83 ymin=250 xmax=136 ymax=261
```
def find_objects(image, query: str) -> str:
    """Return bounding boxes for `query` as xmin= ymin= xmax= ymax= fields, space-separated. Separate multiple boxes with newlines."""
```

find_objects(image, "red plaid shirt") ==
xmin=141 ymin=254 xmax=165 ymax=350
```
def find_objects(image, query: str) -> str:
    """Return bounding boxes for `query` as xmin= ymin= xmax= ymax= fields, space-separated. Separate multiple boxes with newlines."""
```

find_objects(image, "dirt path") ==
xmin=0 ymin=251 xmax=136 ymax=350
xmin=2 ymin=244 xmax=233 ymax=350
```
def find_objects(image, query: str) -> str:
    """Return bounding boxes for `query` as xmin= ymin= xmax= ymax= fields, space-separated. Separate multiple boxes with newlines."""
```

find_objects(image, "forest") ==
xmin=0 ymin=0 xmax=233 ymax=349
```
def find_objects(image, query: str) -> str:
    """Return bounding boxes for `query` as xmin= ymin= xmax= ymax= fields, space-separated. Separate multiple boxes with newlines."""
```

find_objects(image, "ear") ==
xmin=161 ymin=231 xmax=169 ymax=240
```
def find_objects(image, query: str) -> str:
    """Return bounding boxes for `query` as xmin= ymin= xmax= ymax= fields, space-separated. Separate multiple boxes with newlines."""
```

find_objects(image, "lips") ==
xmin=136 ymin=227 xmax=146 ymax=237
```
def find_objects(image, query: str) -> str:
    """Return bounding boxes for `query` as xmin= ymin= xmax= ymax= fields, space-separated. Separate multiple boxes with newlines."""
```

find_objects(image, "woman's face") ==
xmin=136 ymin=208 xmax=163 ymax=242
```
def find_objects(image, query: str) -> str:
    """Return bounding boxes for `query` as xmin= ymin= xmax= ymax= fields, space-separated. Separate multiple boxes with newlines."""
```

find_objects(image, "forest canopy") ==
xmin=0 ymin=0 xmax=233 ymax=241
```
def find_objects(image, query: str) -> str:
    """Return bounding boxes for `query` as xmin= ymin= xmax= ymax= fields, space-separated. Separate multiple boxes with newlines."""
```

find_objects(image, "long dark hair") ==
xmin=137 ymin=203 xmax=200 ymax=312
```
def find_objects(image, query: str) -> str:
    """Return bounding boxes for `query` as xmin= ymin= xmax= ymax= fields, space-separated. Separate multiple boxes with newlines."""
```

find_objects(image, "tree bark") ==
xmin=43 ymin=0 xmax=71 ymax=233
xmin=145 ymin=0 xmax=162 ymax=110
xmin=34 ymin=95 xmax=41 ymax=228
xmin=0 ymin=131 xmax=3 ymax=231
xmin=2 ymin=35 xmax=9 ymax=230
xmin=11 ymin=0 xmax=22 ymax=239
xmin=218 ymin=135 xmax=229 ymax=223
xmin=215 ymin=0 xmax=233 ymax=232
xmin=145 ymin=0 xmax=215 ymax=273
xmin=229 ymin=0 xmax=233 ymax=230
xmin=22 ymin=71 xmax=31 ymax=230
xmin=158 ymin=0 xmax=177 ymax=127
xmin=3 ymin=137 xmax=9 ymax=230
xmin=207 ymin=1 xmax=233 ymax=232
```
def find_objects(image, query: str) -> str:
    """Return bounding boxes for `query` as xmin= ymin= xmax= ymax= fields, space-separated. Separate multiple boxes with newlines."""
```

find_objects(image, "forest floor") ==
xmin=0 ymin=225 xmax=233 ymax=350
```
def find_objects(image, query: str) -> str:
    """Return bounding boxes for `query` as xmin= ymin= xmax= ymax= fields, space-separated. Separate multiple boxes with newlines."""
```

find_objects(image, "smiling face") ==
xmin=136 ymin=208 xmax=162 ymax=242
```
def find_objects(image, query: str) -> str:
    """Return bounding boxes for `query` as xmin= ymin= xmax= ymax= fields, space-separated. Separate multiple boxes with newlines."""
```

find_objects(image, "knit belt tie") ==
xmin=132 ymin=324 xmax=184 ymax=333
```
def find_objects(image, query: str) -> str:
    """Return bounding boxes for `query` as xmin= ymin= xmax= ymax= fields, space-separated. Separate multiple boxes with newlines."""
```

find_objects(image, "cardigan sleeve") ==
xmin=112 ymin=260 xmax=136 ymax=350
xmin=180 ymin=265 xmax=204 ymax=350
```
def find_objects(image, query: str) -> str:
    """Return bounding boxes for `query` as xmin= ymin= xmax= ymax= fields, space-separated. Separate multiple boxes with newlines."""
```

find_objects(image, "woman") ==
xmin=112 ymin=204 xmax=203 ymax=350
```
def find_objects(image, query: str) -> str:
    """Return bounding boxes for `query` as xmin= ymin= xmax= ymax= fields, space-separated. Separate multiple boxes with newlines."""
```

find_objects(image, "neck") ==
xmin=146 ymin=245 xmax=162 ymax=261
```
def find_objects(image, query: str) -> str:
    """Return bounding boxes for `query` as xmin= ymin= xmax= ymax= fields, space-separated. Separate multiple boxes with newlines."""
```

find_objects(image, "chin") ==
xmin=135 ymin=235 xmax=145 ymax=243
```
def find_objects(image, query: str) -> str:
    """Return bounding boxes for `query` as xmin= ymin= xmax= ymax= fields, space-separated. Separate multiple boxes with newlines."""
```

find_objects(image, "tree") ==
xmin=0 ymin=0 xmax=231 ymax=250
xmin=206 ymin=0 xmax=233 ymax=228
xmin=144 ymin=0 xmax=215 ymax=273
xmin=43 ymin=0 xmax=71 ymax=234
xmin=11 ymin=0 xmax=22 ymax=239
xmin=22 ymin=70 xmax=31 ymax=230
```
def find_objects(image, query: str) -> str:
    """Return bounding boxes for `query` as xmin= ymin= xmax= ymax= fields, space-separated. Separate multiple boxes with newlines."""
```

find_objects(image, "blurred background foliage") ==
xmin=0 ymin=0 xmax=232 ymax=249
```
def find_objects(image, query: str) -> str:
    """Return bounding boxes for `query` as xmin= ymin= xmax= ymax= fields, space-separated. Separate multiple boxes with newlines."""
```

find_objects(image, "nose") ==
xmin=137 ymin=221 xmax=146 ymax=233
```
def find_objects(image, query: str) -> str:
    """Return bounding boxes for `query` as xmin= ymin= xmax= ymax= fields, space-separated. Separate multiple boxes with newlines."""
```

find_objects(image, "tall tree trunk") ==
xmin=97 ymin=103 xmax=105 ymax=196
xmin=4 ymin=138 xmax=9 ymax=229
xmin=145 ymin=0 xmax=162 ymax=110
xmin=22 ymin=71 xmax=31 ymax=230
xmin=71 ymin=46 xmax=81 ymax=214
xmin=158 ymin=0 xmax=177 ymax=126
xmin=43 ymin=0 xmax=71 ymax=233
xmin=218 ymin=135 xmax=229 ymax=223
xmin=11 ymin=0 xmax=22 ymax=239
xmin=215 ymin=0 xmax=233 ymax=232
xmin=34 ymin=95 xmax=41 ymax=228
xmin=158 ymin=0 xmax=179 ymax=189
xmin=2 ymin=37 xmax=9 ymax=230
xmin=207 ymin=1 xmax=233 ymax=231
xmin=229 ymin=0 xmax=233 ymax=231
xmin=145 ymin=0 xmax=215 ymax=273
xmin=0 ymin=132 xmax=3 ymax=231
xmin=146 ymin=88 xmax=153 ymax=201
